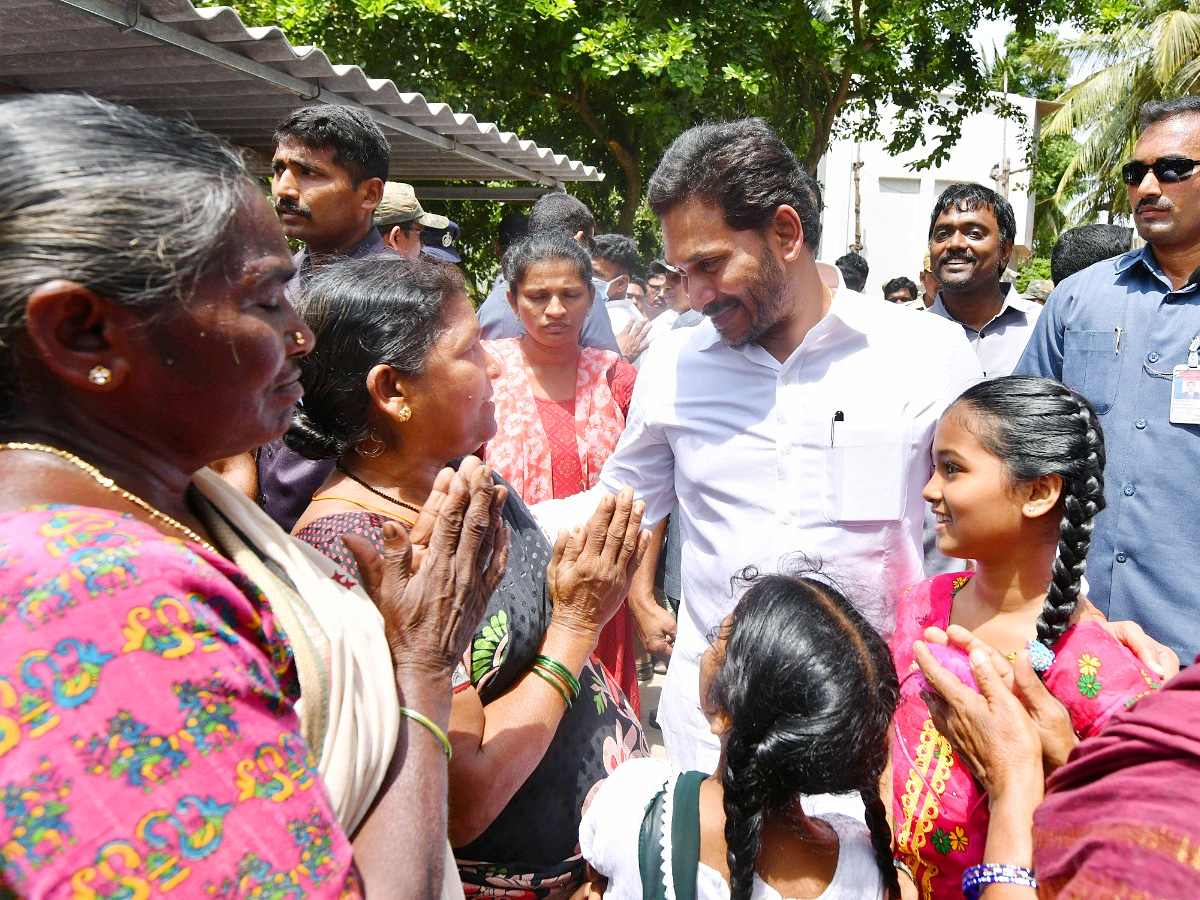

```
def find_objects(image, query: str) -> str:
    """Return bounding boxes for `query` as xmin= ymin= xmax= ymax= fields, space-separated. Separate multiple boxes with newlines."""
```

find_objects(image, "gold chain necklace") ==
xmin=0 ymin=441 xmax=218 ymax=554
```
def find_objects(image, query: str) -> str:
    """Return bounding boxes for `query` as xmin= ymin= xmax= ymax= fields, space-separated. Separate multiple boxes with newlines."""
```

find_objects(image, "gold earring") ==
xmin=397 ymin=406 xmax=412 ymax=423
xmin=88 ymin=365 xmax=113 ymax=386
xmin=291 ymin=331 xmax=307 ymax=346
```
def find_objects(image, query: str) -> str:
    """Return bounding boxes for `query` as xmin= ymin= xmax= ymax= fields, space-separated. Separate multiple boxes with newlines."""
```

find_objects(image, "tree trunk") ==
xmin=617 ymin=152 xmax=642 ymax=234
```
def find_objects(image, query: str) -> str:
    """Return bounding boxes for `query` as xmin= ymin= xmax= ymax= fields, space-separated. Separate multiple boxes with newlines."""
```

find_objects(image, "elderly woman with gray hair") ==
xmin=0 ymin=91 xmax=521 ymax=898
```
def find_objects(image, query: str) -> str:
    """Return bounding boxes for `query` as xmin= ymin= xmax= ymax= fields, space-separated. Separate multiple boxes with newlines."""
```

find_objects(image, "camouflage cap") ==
xmin=376 ymin=181 xmax=449 ymax=229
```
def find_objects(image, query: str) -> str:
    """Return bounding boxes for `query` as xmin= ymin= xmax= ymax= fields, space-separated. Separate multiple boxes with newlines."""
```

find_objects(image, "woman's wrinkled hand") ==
xmin=924 ymin=626 xmax=1078 ymax=773
xmin=405 ymin=456 xmax=489 ymax=573
xmin=345 ymin=463 xmax=509 ymax=676
xmin=546 ymin=488 xmax=649 ymax=641
xmin=916 ymin=641 xmax=1044 ymax=800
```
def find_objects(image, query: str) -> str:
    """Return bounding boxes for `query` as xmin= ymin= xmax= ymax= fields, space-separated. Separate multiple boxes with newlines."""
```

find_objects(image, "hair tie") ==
xmin=1027 ymin=639 xmax=1055 ymax=673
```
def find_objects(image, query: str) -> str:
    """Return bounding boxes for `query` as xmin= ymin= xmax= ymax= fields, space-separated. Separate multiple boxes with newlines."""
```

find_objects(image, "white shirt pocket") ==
xmin=824 ymin=420 xmax=912 ymax=524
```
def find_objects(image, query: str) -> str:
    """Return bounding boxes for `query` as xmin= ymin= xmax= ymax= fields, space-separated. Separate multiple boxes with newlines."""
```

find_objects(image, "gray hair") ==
xmin=0 ymin=93 xmax=252 ymax=416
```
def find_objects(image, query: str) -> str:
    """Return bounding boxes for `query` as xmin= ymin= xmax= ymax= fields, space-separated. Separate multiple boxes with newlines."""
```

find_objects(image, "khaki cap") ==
xmin=376 ymin=181 xmax=449 ymax=229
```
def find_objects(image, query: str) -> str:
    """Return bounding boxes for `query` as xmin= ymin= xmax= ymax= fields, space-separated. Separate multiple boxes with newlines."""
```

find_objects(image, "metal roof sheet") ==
xmin=0 ymin=0 xmax=603 ymax=186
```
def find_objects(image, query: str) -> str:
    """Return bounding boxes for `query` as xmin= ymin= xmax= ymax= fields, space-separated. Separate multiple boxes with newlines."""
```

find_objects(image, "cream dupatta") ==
xmin=191 ymin=470 xmax=465 ymax=899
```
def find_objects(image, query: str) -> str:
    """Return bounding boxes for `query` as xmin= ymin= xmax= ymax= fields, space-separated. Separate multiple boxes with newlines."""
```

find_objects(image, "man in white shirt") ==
xmin=535 ymin=118 xmax=982 ymax=769
xmin=925 ymin=183 xmax=1041 ymax=377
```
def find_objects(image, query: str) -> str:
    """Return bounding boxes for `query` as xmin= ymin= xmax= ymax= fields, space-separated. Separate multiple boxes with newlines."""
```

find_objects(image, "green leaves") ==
xmin=1039 ymin=0 xmax=1200 ymax=219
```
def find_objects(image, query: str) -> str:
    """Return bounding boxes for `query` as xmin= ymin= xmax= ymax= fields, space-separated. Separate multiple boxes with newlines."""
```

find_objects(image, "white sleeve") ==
xmin=579 ymin=758 xmax=674 ymax=900
xmin=533 ymin=338 xmax=682 ymax=533
xmin=595 ymin=341 xmax=680 ymax=526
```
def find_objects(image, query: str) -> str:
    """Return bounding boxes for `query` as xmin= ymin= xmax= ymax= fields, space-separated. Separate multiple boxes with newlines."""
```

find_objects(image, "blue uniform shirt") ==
xmin=1014 ymin=245 xmax=1200 ymax=663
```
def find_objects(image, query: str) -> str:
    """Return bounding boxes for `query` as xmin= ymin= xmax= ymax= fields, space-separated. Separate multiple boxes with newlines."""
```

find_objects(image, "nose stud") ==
xmin=291 ymin=331 xmax=307 ymax=347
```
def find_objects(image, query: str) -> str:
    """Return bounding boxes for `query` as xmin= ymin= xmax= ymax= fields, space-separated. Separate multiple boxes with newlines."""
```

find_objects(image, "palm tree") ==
xmin=1041 ymin=0 xmax=1200 ymax=220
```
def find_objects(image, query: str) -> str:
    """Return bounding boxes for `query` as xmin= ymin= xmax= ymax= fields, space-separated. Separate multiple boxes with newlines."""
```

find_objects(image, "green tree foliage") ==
xmin=988 ymin=29 xmax=1078 ymax=253
xmin=1042 ymin=0 xmax=1200 ymax=219
xmin=988 ymin=29 xmax=1071 ymax=99
xmin=204 ymin=0 xmax=1084 ymax=243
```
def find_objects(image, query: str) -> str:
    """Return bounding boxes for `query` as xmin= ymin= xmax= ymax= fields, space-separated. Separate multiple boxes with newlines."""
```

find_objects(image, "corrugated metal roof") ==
xmin=0 ymin=0 xmax=604 ymax=186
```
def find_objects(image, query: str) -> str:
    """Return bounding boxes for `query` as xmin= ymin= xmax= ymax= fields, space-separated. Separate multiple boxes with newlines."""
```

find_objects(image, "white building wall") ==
xmin=817 ymin=92 xmax=1041 ymax=300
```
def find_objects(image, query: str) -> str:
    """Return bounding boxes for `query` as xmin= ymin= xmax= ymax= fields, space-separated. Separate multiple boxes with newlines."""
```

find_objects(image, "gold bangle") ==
xmin=531 ymin=664 xmax=573 ymax=709
xmin=399 ymin=707 xmax=452 ymax=761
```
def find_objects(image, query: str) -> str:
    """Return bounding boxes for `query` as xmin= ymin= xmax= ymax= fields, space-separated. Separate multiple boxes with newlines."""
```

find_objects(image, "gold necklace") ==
xmin=0 ymin=441 xmax=218 ymax=554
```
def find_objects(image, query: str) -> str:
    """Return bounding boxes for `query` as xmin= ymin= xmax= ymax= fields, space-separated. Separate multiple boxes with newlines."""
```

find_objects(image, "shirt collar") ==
xmin=929 ymin=282 xmax=1036 ymax=323
xmin=693 ymin=285 xmax=871 ymax=358
xmin=295 ymin=226 xmax=388 ymax=273
xmin=1116 ymin=243 xmax=1199 ymax=285
xmin=1115 ymin=244 xmax=1155 ymax=276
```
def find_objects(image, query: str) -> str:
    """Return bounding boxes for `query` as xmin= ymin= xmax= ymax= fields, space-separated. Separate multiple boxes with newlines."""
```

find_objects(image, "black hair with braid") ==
xmin=708 ymin=569 xmax=901 ymax=900
xmin=953 ymin=375 xmax=1107 ymax=647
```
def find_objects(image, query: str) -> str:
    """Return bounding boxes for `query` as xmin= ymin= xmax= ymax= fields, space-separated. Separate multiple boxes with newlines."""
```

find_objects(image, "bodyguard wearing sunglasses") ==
xmin=1015 ymin=96 xmax=1200 ymax=668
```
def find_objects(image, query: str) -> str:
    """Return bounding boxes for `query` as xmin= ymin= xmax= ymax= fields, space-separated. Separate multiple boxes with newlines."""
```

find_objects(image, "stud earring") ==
xmin=1027 ymin=506 xmax=1037 ymax=514
xmin=88 ymin=365 xmax=113 ymax=386
xmin=396 ymin=406 xmax=412 ymax=423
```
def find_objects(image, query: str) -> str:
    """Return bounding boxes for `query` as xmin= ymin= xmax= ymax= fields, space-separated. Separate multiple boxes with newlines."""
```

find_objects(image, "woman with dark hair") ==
xmin=890 ymin=376 xmax=1163 ymax=900
xmin=287 ymin=255 xmax=649 ymax=899
xmin=580 ymin=569 xmax=898 ymax=899
xmin=0 ymin=92 xmax=507 ymax=899
xmin=482 ymin=231 xmax=643 ymax=713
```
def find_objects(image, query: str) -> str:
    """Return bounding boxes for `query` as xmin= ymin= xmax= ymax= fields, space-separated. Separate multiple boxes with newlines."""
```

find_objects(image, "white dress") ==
xmin=580 ymin=758 xmax=885 ymax=900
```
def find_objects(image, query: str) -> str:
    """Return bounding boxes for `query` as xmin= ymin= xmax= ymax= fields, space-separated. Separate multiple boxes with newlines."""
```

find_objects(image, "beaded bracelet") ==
xmin=399 ymin=707 xmax=452 ymax=761
xmin=532 ymin=654 xmax=581 ymax=700
xmin=962 ymin=863 xmax=1037 ymax=899
xmin=531 ymin=663 xmax=573 ymax=709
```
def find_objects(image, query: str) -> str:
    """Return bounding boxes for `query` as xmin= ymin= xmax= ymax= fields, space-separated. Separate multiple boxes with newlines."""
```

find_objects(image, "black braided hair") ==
xmin=953 ymin=376 xmax=1107 ymax=647
xmin=708 ymin=568 xmax=901 ymax=900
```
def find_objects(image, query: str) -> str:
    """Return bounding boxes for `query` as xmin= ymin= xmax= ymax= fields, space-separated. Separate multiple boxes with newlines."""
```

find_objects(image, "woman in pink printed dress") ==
xmin=890 ymin=376 xmax=1163 ymax=900
xmin=0 ymin=93 xmax=506 ymax=899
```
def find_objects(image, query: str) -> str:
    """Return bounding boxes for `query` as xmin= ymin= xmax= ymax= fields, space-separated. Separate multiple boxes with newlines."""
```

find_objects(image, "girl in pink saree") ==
xmin=889 ymin=376 xmax=1162 ymax=900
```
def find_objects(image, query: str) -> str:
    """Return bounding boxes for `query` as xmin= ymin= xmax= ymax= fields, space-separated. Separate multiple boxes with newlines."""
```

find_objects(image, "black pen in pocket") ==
xmin=830 ymin=410 xmax=844 ymax=446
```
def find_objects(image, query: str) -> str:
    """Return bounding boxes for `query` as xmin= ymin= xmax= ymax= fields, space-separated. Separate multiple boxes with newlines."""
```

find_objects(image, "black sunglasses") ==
xmin=1121 ymin=156 xmax=1199 ymax=185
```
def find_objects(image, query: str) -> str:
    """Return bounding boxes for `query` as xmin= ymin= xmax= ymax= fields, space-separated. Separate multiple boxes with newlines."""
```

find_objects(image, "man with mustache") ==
xmin=925 ymin=183 xmax=1041 ymax=377
xmin=535 ymin=118 xmax=984 ymax=770
xmin=1016 ymin=96 xmax=1200 ymax=666
xmin=271 ymin=105 xmax=394 ymax=297
xmin=258 ymin=106 xmax=395 ymax=531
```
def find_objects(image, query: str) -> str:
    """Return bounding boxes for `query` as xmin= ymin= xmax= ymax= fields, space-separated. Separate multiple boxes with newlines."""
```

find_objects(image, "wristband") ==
xmin=962 ymin=863 xmax=1037 ymax=899
xmin=399 ymin=707 xmax=452 ymax=761
xmin=532 ymin=654 xmax=581 ymax=699
xmin=531 ymin=663 xmax=573 ymax=709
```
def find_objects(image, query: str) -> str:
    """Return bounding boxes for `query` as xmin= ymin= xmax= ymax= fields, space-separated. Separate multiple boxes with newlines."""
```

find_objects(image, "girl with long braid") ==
xmin=580 ymin=569 xmax=899 ymax=900
xmin=891 ymin=376 xmax=1163 ymax=900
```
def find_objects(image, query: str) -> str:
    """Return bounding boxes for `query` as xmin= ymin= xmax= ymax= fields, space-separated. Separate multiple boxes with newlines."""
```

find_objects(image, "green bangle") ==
xmin=532 ymin=654 xmax=580 ymax=699
xmin=532 ymin=664 xmax=573 ymax=709
xmin=399 ymin=707 xmax=452 ymax=761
